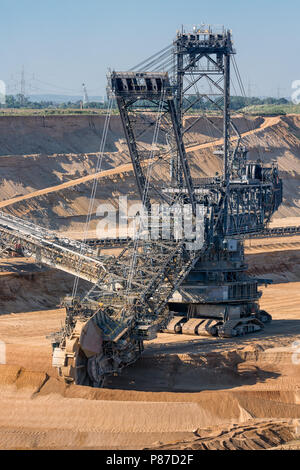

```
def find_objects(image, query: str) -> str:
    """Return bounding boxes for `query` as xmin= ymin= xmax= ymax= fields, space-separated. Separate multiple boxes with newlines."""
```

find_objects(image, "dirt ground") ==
xmin=0 ymin=113 xmax=299 ymax=449
xmin=0 ymin=274 xmax=299 ymax=449
xmin=0 ymin=231 xmax=299 ymax=449
xmin=0 ymin=114 xmax=299 ymax=232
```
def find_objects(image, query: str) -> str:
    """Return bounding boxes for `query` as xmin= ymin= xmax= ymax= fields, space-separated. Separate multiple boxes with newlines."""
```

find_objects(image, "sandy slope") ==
xmin=149 ymin=419 xmax=300 ymax=450
xmin=0 ymin=114 xmax=299 ymax=233
xmin=0 ymin=116 xmax=279 ymax=210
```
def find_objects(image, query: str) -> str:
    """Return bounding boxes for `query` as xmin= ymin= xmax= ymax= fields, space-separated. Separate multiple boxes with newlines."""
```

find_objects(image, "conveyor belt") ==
xmin=85 ymin=226 xmax=300 ymax=248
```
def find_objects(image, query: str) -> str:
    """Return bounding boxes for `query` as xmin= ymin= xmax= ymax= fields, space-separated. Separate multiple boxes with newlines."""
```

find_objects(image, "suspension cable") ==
xmin=130 ymin=44 xmax=173 ymax=71
xmin=71 ymin=98 xmax=113 ymax=299
xmin=231 ymin=56 xmax=265 ymax=161
xmin=126 ymin=91 xmax=166 ymax=295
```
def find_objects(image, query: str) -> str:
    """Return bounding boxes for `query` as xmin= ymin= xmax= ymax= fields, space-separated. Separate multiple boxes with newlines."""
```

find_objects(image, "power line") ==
xmin=82 ymin=83 xmax=89 ymax=105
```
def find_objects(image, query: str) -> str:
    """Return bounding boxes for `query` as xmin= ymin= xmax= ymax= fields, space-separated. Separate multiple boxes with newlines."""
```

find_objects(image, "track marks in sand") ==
xmin=148 ymin=419 xmax=299 ymax=450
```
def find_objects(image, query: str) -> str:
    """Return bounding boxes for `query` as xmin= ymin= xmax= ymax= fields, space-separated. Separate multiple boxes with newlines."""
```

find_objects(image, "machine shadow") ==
xmin=104 ymin=318 xmax=300 ymax=392
xmin=104 ymin=349 xmax=281 ymax=393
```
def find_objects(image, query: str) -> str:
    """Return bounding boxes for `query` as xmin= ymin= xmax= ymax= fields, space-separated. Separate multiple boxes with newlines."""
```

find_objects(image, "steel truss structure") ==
xmin=0 ymin=26 xmax=283 ymax=387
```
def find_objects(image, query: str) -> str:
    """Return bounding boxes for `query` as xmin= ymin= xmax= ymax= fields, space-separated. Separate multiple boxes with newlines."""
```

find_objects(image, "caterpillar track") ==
xmin=164 ymin=312 xmax=271 ymax=338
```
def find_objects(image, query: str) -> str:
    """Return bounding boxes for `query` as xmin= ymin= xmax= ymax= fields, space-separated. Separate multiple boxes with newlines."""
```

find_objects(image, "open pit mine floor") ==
xmin=0 ymin=113 xmax=300 ymax=449
xmin=0 ymin=278 xmax=299 ymax=449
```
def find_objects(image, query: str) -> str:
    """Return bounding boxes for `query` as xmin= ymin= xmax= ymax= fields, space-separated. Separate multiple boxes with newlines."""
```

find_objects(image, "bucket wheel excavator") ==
xmin=0 ymin=26 xmax=282 ymax=387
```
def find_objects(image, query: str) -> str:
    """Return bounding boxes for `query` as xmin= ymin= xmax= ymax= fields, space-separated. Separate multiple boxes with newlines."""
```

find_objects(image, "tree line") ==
xmin=2 ymin=94 xmax=290 ymax=111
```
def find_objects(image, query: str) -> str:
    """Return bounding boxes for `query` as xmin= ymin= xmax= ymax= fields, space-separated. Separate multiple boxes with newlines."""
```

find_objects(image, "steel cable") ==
xmin=71 ymin=98 xmax=113 ymax=298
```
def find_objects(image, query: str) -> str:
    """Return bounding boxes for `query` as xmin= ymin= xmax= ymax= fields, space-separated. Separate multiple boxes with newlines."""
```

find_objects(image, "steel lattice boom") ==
xmin=0 ymin=26 xmax=284 ymax=387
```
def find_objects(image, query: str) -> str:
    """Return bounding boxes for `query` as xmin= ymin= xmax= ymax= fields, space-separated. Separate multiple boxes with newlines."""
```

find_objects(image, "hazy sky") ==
xmin=1 ymin=0 xmax=299 ymax=98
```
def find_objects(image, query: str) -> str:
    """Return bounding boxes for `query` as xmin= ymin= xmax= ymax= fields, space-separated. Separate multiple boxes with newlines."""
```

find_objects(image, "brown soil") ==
xmin=0 ymin=270 xmax=299 ymax=449
xmin=0 ymin=114 xmax=299 ymax=449
xmin=0 ymin=114 xmax=299 ymax=232
xmin=149 ymin=419 xmax=300 ymax=450
xmin=0 ymin=257 xmax=89 ymax=314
